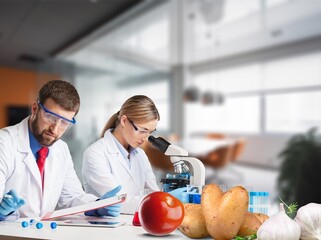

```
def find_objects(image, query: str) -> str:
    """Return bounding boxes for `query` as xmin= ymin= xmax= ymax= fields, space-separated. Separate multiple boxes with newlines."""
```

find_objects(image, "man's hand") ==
xmin=85 ymin=185 xmax=122 ymax=217
xmin=0 ymin=189 xmax=25 ymax=216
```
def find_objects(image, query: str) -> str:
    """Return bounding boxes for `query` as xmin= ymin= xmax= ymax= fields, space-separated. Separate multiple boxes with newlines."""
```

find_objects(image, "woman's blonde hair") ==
xmin=100 ymin=95 xmax=160 ymax=137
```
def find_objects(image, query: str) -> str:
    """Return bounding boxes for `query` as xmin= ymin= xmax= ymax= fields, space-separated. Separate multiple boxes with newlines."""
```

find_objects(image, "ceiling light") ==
xmin=202 ymin=91 xmax=224 ymax=105
xmin=184 ymin=86 xmax=201 ymax=102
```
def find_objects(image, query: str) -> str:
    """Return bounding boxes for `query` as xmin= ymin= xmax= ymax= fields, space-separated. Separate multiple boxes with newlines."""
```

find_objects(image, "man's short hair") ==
xmin=38 ymin=80 xmax=80 ymax=115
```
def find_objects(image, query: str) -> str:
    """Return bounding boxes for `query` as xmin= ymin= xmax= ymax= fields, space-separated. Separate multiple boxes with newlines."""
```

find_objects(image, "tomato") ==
xmin=138 ymin=191 xmax=184 ymax=236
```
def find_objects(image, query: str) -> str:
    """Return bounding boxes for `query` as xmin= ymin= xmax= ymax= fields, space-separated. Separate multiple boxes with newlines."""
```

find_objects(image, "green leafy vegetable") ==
xmin=234 ymin=234 xmax=257 ymax=240
xmin=279 ymin=198 xmax=298 ymax=219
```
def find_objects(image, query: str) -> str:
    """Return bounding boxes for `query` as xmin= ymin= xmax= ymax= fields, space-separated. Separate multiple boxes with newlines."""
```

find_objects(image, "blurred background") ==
xmin=1 ymin=0 xmax=321 ymax=213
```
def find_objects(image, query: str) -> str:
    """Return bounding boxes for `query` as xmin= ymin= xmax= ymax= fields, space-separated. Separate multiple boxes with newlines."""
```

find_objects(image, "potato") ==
xmin=237 ymin=212 xmax=262 ymax=236
xmin=253 ymin=212 xmax=269 ymax=224
xmin=202 ymin=184 xmax=249 ymax=240
xmin=201 ymin=184 xmax=224 ymax=210
xmin=178 ymin=203 xmax=210 ymax=239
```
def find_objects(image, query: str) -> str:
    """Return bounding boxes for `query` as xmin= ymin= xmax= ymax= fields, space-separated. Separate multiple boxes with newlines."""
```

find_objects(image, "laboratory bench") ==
xmin=0 ymin=214 xmax=208 ymax=240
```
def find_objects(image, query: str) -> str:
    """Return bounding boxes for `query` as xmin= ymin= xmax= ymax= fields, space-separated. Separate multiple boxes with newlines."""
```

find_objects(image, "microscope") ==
xmin=148 ymin=136 xmax=206 ymax=200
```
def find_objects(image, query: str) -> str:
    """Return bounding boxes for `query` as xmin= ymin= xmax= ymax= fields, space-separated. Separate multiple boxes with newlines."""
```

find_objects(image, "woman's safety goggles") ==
xmin=128 ymin=118 xmax=156 ymax=136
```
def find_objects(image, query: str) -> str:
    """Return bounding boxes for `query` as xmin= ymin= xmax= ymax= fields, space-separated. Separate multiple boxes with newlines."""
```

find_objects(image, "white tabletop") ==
xmin=0 ymin=214 xmax=205 ymax=240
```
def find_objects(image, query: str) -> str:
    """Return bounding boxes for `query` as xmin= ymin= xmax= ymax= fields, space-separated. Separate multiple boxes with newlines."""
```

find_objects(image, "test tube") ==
xmin=132 ymin=189 xmax=150 ymax=226
xmin=249 ymin=192 xmax=255 ymax=213
xmin=263 ymin=192 xmax=269 ymax=215
xmin=248 ymin=191 xmax=270 ymax=215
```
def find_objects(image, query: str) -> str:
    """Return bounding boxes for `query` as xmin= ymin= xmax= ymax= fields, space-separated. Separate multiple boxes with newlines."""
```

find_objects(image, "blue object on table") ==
xmin=36 ymin=222 xmax=43 ymax=229
xmin=21 ymin=221 xmax=29 ymax=228
xmin=188 ymin=193 xmax=201 ymax=204
xmin=186 ymin=186 xmax=201 ymax=204
xmin=50 ymin=222 xmax=58 ymax=229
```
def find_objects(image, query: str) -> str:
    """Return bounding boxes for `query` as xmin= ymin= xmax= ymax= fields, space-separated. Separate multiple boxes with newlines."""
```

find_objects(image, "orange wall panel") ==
xmin=0 ymin=66 xmax=58 ymax=128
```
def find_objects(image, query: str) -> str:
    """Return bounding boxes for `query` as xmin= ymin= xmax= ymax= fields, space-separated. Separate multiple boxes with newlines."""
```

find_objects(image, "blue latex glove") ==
xmin=168 ymin=187 xmax=187 ymax=203
xmin=0 ymin=189 xmax=25 ymax=216
xmin=85 ymin=185 xmax=122 ymax=217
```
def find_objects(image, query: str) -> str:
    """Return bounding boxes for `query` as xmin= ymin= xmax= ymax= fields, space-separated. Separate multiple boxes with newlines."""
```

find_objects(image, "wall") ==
xmin=0 ymin=67 xmax=37 ymax=128
xmin=0 ymin=66 xmax=58 ymax=128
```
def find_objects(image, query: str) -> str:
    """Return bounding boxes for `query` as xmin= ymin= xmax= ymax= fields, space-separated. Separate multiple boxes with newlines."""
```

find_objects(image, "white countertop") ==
xmin=0 ymin=214 xmax=206 ymax=240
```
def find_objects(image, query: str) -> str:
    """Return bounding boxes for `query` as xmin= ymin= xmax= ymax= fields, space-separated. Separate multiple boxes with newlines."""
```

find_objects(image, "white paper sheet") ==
xmin=41 ymin=194 xmax=126 ymax=220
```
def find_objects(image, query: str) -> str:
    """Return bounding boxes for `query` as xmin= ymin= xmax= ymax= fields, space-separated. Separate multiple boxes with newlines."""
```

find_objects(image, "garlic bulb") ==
xmin=295 ymin=203 xmax=321 ymax=240
xmin=257 ymin=203 xmax=301 ymax=240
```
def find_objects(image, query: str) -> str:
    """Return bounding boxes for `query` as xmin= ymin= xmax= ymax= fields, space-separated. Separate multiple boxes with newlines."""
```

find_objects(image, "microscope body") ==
xmin=170 ymin=156 xmax=205 ymax=186
xmin=148 ymin=136 xmax=206 ymax=197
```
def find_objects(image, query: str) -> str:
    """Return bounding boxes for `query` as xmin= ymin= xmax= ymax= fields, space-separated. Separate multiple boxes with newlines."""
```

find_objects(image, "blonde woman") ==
xmin=82 ymin=95 xmax=161 ymax=214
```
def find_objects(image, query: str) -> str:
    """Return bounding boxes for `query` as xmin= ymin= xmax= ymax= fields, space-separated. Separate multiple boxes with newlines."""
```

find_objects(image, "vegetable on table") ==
xmin=201 ymin=184 xmax=249 ymax=240
xmin=138 ymin=191 xmax=184 ymax=236
xmin=179 ymin=183 xmax=268 ymax=239
xmin=257 ymin=203 xmax=301 ymax=240
xmin=237 ymin=212 xmax=263 ymax=237
xmin=279 ymin=198 xmax=298 ymax=219
xmin=253 ymin=213 xmax=269 ymax=224
xmin=178 ymin=203 xmax=210 ymax=239
xmin=234 ymin=234 xmax=257 ymax=240
xmin=295 ymin=203 xmax=321 ymax=240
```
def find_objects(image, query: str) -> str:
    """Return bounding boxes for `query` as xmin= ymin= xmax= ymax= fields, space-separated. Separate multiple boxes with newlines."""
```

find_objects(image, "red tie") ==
xmin=37 ymin=147 xmax=48 ymax=189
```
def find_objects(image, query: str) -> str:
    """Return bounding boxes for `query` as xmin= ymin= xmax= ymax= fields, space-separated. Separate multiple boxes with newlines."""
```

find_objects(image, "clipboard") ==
xmin=41 ymin=194 xmax=126 ymax=220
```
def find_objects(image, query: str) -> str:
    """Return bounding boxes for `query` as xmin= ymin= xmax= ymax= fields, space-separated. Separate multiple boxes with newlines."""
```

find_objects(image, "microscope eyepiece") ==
xmin=148 ymin=136 xmax=171 ymax=153
xmin=148 ymin=136 xmax=156 ymax=142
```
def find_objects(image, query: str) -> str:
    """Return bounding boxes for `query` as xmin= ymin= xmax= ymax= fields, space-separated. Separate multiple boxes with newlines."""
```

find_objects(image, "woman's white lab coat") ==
xmin=0 ymin=117 xmax=97 ymax=218
xmin=82 ymin=129 xmax=160 ymax=214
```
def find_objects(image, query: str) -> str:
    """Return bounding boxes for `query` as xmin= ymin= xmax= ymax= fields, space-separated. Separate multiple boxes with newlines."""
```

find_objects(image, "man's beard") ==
xmin=31 ymin=113 xmax=59 ymax=147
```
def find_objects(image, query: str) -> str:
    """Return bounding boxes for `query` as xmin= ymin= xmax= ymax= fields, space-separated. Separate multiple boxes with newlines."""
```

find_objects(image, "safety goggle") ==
xmin=38 ymin=101 xmax=76 ymax=130
xmin=128 ymin=118 xmax=156 ymax=136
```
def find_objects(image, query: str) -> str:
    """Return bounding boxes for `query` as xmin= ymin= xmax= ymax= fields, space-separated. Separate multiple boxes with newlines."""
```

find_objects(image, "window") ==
xmin=264 ymin=53 xmax=321 ymax=90
xmin=185 ymin=96 xmax=260 ymax=135
xmin=266 ymin=91 xmax=321 ymax=133
xmin=188 ymin=51 xmax=321 ymax=135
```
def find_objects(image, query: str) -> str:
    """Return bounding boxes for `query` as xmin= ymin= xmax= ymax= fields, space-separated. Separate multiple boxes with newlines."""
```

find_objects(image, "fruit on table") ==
xmin=139 ymin=191 xmax=184 ymax=236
